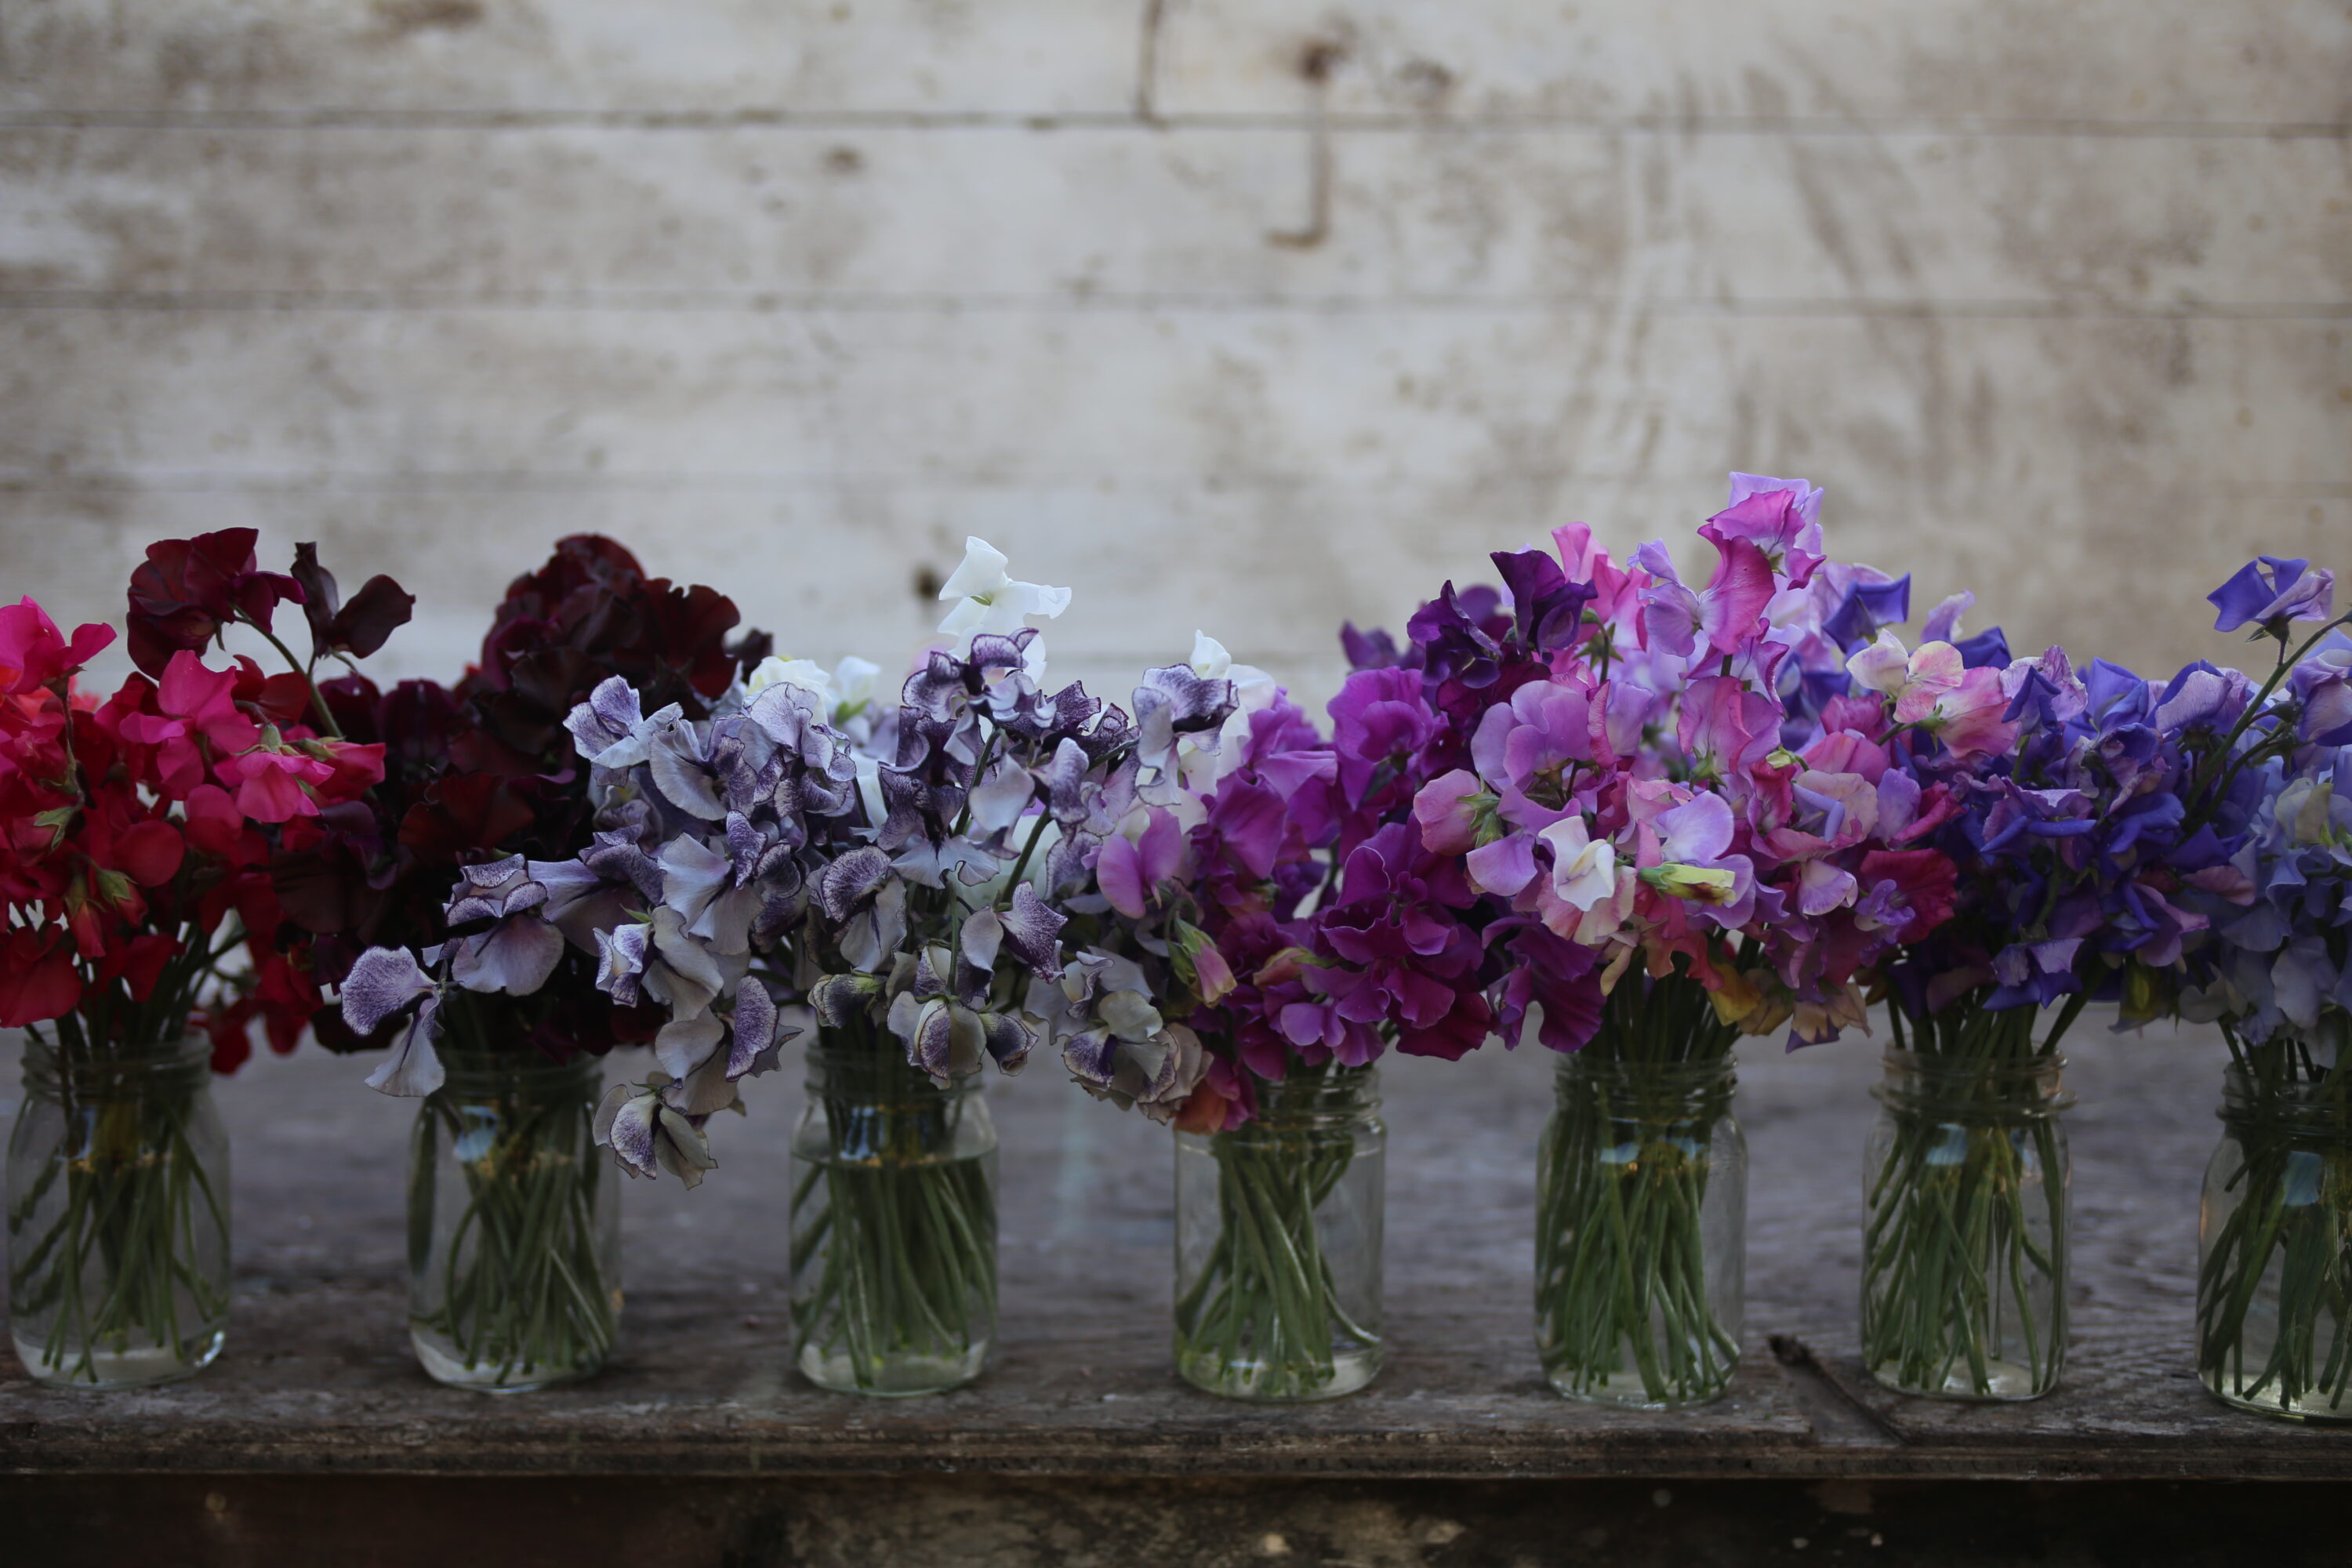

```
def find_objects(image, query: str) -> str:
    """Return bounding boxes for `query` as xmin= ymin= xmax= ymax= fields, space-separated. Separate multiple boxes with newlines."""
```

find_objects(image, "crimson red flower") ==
xmin=0 ymin=925 xmax=82 ymax=1025
xmin=0 ymin=598 xmax=114 ymax=695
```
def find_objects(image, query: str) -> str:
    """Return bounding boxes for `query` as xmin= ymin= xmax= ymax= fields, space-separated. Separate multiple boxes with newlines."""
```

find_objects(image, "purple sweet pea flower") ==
xmin=2209 ymin=556 xmax=2336 ymax=633
xmin=1097 ymin=808 xmax=1185 ymax=919
xmin=2289 ymin=633 xmax=2352 ymax=746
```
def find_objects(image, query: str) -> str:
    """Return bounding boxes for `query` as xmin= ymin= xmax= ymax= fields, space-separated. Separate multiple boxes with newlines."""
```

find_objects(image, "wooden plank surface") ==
xmin=5 ymin=1016 xmax=2348 ymax=1480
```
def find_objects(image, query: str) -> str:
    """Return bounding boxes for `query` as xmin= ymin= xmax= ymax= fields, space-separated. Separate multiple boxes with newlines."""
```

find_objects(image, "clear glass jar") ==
xmin=1861 ymin=1047 xmax=2072 ymax=1400
xmin=408 ymin=1049 xmax=619 ymax=1392
xmin=791 ymin=1027 xmax=999 ymax=1396
xmin=7 ymin=1036 xmax=230 ymax=1390
xmin=1535 ymin=1054 xmax=1744 ymax=1408
xmin=2198 ymin=1062 xmax=2352 ymax=1422
xmin=1174 ymin=1061 xmax=1385 ymax=1401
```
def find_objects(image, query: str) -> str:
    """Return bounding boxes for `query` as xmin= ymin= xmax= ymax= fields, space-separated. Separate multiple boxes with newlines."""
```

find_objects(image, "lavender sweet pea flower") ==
xmin=2289 ymin=633 xmax=2352 ymax=746
xmin=342 ymin=948 xmax=445 ymax=1098
xmin=593 ymin=1077 xmax=719 ymax=1188
xmin=565 ymin=676 xmax=683 ymax=772
xmin=441 ymin=856 xmax=566 ymax=996
xmin=2209 ymin=556 xmax=2336 ymax=633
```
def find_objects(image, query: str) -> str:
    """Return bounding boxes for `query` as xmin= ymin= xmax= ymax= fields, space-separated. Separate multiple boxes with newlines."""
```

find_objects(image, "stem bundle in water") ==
xmin=6 ymin=1039 xmax=230 ymax=1389
xmin=409 ymin=1053 xmax=618 ymax=1392
xmin=791 ymin=1022 xmax=998 ymax=1396
xmin=2198 ymin=1020 xmax=2352 ymax=1422
xmin=1534 ymin=976 xmax=1744 ymax=1409
xmin=1861 ymin=996 xmax=2074 ymax=1400
xmin=1173 ymin=1059 xmax=1383 ymax=1401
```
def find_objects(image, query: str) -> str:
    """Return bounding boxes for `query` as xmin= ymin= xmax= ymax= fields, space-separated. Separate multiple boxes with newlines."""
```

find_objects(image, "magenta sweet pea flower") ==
xmin=1096 ymin=807 xmax=1185 ymax=920
xmin=0 ymin=598 xmax=116 ymax=697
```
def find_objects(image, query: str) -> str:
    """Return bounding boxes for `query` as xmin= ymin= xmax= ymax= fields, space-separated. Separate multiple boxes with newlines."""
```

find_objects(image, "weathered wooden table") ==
xmin=4 ymin=1017 xmax=2347 ymax=1566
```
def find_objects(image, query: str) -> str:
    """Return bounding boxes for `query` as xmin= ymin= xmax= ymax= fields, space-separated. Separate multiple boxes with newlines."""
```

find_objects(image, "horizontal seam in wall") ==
xmin=0 ymin=111 xmax=2346 ymax=139
xmin=0 ymin=294 xmax=2344 ymax=319
xmin=9 ymin=476 xmax=2350 ymax=495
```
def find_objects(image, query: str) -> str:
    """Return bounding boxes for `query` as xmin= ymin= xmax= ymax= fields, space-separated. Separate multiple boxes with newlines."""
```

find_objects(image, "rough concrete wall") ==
xmin=1 ymin=2 xmax=2346 ymax=707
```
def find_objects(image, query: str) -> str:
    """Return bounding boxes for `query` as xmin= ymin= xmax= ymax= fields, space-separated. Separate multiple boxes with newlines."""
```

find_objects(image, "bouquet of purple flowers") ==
xmin=2161 ymin=558 xmax=2352 ymax=1417
xmin=510 ymin=539 xmax=1230 ymax=1395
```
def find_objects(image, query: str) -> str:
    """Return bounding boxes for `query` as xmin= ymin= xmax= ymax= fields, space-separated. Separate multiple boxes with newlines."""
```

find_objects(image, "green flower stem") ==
xmin=2197 ymin=1019 xmax=2352 ymax=1417
xmin=1174 ymin=1059 xmax=1376 ymax=1401
xmin=1534 ymin=973 xmax=1742 ymax=1408
xmin=7 ymin=1063 xmax=227 ymax=1384
xmin=411 ymin=1076 xmax=615 ymax=1389
xmin=792 ymin=1022 xmax=996 ymax=1394
xmin=1861 ymin=996 xmax=2074 ymax=1399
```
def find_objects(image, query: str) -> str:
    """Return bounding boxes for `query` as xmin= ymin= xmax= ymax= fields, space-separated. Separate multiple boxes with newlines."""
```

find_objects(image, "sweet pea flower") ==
xmin=217 ymin=743 xmax=338 ymax=822
xmin=2209 ymin=556 xmax=2336 ymax=633
xmin=0 ymin=599 xmax=114 ymax=696
xmin=1537 ymin=815 xmax=1617 ymax=910
xmin=115 ymin=650 xmax=263 ymax=799
xmin=936 ymin=537 xmax=1073 ymax=642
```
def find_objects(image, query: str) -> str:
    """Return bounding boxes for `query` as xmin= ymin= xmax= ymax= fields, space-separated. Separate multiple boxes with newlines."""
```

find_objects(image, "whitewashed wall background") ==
xmin=2 ymin=1 xmax=2347 ymax=709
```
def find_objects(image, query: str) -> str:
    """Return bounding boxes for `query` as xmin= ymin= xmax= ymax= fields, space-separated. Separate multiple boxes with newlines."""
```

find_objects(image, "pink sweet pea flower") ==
xmin=116 ymin=650 xmax=263 ymax=799
xmin=1702 ymin=481 xmax=1826 ymax=589
xmin=1888 ymin=641 xmax=2017 ymax=759
xmin=0 ymin=598 xmax=116 ymax=695
xmin=218 ymin=746 xmax=336 ymax=822
xmin=1677 ymin=675 xmax=1779 ymax=781
xmin=1411 ymin=769 xmax=1487 ymax=855
xmin=1699 ymin=536 xmax=1778 ymax=655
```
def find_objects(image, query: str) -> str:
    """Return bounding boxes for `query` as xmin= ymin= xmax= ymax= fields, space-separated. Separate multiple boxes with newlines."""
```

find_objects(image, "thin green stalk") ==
xmin=791 ymin=1021 xmax=996 ymax=1394
xmin=1861 ymin=994 xmax=2070 ymax=1399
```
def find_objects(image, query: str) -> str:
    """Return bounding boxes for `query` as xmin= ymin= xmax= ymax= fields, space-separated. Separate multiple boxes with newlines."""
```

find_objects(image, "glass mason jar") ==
xmin=791 ymin=1028 xmax=1000 ymax=1396
xmin=408 ymin=1049 xmax=619 ymax=1392
xmin=7 ymin=1036 xmax=230 ymax=1390
xmin=2198 ymin=1063 xmax=2352 ymax=1421
xmin=1173 ymin=1061 xmax=1385 ymax=1401
xmin=1535 ymin=1054 xmax=1745 ymax=1408
xmin=1860 ymin=1048 xmax=2072 ymax=1400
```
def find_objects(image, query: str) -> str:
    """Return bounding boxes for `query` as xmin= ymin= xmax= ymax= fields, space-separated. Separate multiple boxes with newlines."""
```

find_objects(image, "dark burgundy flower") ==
xmin=290 ymin=542 xmax=416 ymax=661
xmin=125 ymin=528 xmax=306 ymax=677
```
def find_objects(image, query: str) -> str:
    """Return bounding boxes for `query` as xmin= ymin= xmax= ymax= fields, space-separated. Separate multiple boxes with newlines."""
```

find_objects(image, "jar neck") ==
xmin=1243 ymin=1060 xmax=1380 ymax=1130
xmin=2220 ymin=1064 xmax=2352 ymax=1142
xmin=1555 ymin=1053 xmax=1736 ymax=1121
xmin=1872 ymin=1047 xmax=2074 ymax=1120
xmin=807 ymin=1026 xmax=975 ymax=1105
xmin=21 ymin=1035 xmax=212 ymax=1100
xmin=434 ymin=1047 xmax=603 ymax=1104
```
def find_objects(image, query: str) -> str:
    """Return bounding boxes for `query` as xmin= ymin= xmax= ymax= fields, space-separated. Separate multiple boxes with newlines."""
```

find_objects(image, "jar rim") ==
xmin=1554 ymin=1051 xmax=1737 ymax=1085
xmin=1878 ymin=1047 xmax=2067 ymax=1076
xmin=434 ymin=1045 xmax=604 ymax=1086
xmin=2217 ymin=1065 xmax=2352 ymax=1134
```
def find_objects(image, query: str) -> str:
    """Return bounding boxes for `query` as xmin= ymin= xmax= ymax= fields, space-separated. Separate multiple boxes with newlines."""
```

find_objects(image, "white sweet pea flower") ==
xmin=1177 ymin=630 xmax=1276 ymax=796
xmin=746 ymin=655 xmax=834 ymax=706
xmin=830 ymin=655 xmax=881 ymax=719
xmin=1846 ymin=629 xmax=1912 ymax=697
xmin=936 ymin=538 xmax=1072 ymax=640
xmin=1538 ymin=816 xmax=1618 ymax=911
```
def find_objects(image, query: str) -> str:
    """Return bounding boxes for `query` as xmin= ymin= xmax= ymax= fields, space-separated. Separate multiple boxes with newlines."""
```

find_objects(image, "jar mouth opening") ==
xmin=1878 ymin=1047 xmax=2067 ymax=1076
xmin=1872 ymin=1053 xmax=2074 ymax=1116
xmin=2217 ymin=1065 xmax=2352 ymax=1131
xmin=434 ymin=1046 xmax=603 ymax=1080
xmin=22 ymin=1033 xmax=214 ymax=1092
xmin=1554 ymin=1053 xmax=1737 ymax=1085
